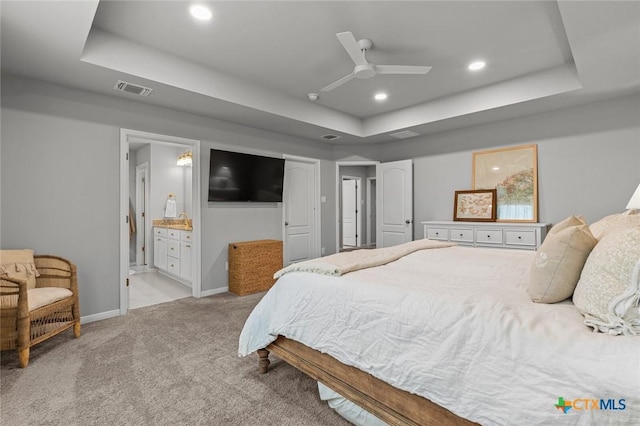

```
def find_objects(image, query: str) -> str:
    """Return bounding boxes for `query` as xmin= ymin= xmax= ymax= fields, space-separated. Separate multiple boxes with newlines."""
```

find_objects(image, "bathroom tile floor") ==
xmin=128 ymin=269 xmax=192 ymax=310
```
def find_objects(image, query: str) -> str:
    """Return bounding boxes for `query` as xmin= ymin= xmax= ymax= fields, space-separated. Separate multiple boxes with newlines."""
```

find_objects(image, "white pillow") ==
xmin=589 ymin=212 xmax=640 ymax=240
xmin=573 ymin=227 xmax=640 ymax=335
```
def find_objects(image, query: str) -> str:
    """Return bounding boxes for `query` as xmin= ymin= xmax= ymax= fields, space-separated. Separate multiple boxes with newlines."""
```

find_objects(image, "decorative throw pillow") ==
xmin=548 ymin=214 xmax=587 ymax=235
xmin=0 ymin=249 xmax=39 ymax=290
xmin=528 ymin=219 xmax=597 ymax=303
xmin=589 ymin=212 xmax=640 ymax=240
xmin=573 ymin=227 xmax=640 ymax=335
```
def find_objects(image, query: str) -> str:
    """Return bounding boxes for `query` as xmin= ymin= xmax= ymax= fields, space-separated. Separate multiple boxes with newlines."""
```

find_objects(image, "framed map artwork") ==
xmin=453 ymin=189 xmax=497 ymax=222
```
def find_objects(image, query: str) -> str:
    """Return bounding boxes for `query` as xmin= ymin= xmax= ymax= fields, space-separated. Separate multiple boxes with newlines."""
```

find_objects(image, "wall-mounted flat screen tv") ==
xmin=208 ymin=149 xmax=285 ymax=202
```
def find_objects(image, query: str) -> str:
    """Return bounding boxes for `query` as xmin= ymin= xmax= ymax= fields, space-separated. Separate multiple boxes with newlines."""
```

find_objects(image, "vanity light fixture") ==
xmin=190 ymin=4 xmax=213 ymax=21
xmin=468 ymin=61 xmax=486 ymax=71
xmin=177 ymin=151 xmax=193 ymax=167
xmin=374 ymin=93 xmax=388 ymax=101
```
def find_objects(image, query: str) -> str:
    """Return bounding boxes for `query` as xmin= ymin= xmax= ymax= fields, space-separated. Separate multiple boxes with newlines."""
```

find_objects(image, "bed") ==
xmin=239 ymin=217 xmax=640 ymax=425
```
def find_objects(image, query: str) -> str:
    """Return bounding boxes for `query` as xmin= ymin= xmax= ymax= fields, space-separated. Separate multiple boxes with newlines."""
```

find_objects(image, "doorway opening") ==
xmin=335 ymin=161 xmax=378 ymax=253
xmin=341 ymin=176 xmax=362 ymax=249
xmin=120 ymin=129 xmax=201 ymax=315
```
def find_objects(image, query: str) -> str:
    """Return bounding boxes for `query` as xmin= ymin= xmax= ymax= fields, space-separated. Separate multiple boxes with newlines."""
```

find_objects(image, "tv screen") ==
xmin=208 ymin=149 xmax=285 ymax=202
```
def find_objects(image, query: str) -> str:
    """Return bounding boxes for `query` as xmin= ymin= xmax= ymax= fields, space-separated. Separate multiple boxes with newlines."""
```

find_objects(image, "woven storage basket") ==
xmin=228 ymin=240 xmax=283 ymax=296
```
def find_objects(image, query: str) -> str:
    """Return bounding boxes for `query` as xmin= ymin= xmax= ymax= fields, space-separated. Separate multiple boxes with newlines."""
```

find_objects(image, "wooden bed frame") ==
xmin=258 ymin=336 xmax=476 ymax=426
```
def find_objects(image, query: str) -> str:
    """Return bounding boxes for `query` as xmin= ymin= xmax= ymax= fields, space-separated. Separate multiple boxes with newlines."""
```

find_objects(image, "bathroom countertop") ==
xmin=152 ymin=218 xmax=193 ymax=231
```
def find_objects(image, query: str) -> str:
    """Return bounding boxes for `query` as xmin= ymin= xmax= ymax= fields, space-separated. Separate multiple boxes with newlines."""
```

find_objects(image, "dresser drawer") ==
xmin=450 ymin=227 xmax=473 ymax=243
xmin=426 ymin=227 xmax=449 ymax=241
xmin=476 ymin=229 xmax=503 ymax=245
xmin=167 ymin=239 xmax=180 ymax=258
xmin=154 ymin=227 xmax=168 ymax=237
xmin=180 ymin=230 xmax=192 ymax=242
xmin=505 ymin=230 xmax=536 ymax=246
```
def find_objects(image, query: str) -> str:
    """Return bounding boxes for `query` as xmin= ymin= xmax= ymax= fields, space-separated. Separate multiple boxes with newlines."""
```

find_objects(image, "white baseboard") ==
xmin=200 ymin=287 xmax=229 ymax=297
xmin=81 ymin=288 xmax=228 ymax=323
xmin=81 ymin=309 xmax=120 ymax=324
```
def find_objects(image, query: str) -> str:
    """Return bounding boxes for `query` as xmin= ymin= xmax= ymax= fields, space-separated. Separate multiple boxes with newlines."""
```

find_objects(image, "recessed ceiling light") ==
xmin=374 ymin=93 xmax=388 ymax=101
xmin=468 ymin=61 xmax=486 ymax=71
xmin=190 ymin=4 xmax=213 ymax=21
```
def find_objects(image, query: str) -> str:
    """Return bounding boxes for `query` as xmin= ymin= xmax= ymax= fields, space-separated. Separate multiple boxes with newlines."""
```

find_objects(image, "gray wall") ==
xmin=403 ymin=94 xmax=640 ymax=234
xmin=2 ymin=72 xmax=638 ymax=319
xmin=1 ymin=74 xmax=335 ymax=317
xmin=337 ymin=94 xmax=640 ymax=237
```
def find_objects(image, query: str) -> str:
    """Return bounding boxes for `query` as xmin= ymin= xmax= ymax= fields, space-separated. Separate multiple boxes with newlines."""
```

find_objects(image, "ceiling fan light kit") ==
xmin=320 ymin=31 xmax=432 ymax=92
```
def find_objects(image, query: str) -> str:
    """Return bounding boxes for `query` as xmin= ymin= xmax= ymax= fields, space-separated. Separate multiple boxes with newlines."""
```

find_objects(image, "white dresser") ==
xmin=154 ymin=227 xmax=193 ymax=286
xmin=421 ymin=221 xmax=551 ymax=250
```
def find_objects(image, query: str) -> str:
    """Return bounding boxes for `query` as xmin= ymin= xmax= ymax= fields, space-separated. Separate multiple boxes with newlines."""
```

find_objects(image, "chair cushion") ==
xmin=1 ymin=249 xmax=39 ymax=290
xmin=27 ymin=287 xmax=73 ymax=311
xmin=0 ymin=287 xmax=73 ymax=311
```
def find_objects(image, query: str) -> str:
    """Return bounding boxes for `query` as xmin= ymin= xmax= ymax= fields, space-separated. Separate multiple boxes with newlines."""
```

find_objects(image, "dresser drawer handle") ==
xmin=487 ymin=235 xmax=491 ymax=238
xmin=459 ymin=233 xmax=463 ymax=237
xmin=518 ymin=236 xmax=522 ymax=239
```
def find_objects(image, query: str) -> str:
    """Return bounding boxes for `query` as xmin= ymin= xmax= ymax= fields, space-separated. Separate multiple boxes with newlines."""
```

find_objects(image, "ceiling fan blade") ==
xmin=320 ymin=73 xmax=356 ymax=92
xmin=336 ymin=32 xmax=367 ymax=66
xmin=376 ymin=65 xmax=432 ymax=75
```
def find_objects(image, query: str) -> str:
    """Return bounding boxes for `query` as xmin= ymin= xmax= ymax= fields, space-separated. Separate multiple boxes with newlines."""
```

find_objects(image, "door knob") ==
xmin=405 ymin=220 xmax=411 ymax=224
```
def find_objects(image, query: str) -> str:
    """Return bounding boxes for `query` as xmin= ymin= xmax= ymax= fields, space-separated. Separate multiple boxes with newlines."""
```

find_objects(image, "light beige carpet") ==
xmin=0 ymin=292 xmax=350 ymax=425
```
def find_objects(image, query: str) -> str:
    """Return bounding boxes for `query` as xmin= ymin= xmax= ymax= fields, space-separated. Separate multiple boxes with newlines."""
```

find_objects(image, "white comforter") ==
xmin=238 ymin=246 xmax=640 ymax=425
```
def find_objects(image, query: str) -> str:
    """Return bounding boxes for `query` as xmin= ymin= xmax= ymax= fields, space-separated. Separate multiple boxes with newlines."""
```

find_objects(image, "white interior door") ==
xmin=342 ymin=179 xmax=357 ymax=247
xmin=284 ymin=160 xmax=317 ymax=264
xmin=135 ymin=163 xmax=149 ymax=266
xmin=367 ymin=178 xmax=377 ymax=245
xmin=377 ymin=160 xmax=413 ymax=248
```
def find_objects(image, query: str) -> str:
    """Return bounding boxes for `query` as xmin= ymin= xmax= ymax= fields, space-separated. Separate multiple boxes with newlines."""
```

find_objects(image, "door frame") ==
xmin=135 ymin=162 xmax=149 ymax=266
xmin=341 ymin=176 xmax=362 ymax=248
xmin=282 ymin=154 xmax=321 ymax=262
xmin=335 ymin=161 xmax=378 ymax=253
xmin=120 ymin=129 xmax=202 ymax=316
xmin=366 ymin=177 xmax=376 ymax=246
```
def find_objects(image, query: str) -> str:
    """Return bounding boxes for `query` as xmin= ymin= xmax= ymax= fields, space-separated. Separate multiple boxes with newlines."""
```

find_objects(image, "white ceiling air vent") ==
xmin=321 ymin=134 xmax=341 ymax=141
xmin=390 ymin=130 xmax=420 ymax=139
xmin=114 ymin=80 xmax=153 ymax=96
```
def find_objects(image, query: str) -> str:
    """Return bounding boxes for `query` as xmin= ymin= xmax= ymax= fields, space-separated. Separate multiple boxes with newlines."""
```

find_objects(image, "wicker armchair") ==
xmin=0 ymin=255 xmax=80 ymax=367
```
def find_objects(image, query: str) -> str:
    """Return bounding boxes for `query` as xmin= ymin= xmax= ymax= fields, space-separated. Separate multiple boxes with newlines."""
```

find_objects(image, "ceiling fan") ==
xmin=320 ymin=31 xmax=432 ymax=92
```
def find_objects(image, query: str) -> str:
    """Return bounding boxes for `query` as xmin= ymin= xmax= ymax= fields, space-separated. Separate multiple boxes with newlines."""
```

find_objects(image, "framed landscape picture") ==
xmin=473 ymin=144 xmax=538 ymax=222
xmin=453 ymin=189 xmax=497 ymax=222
